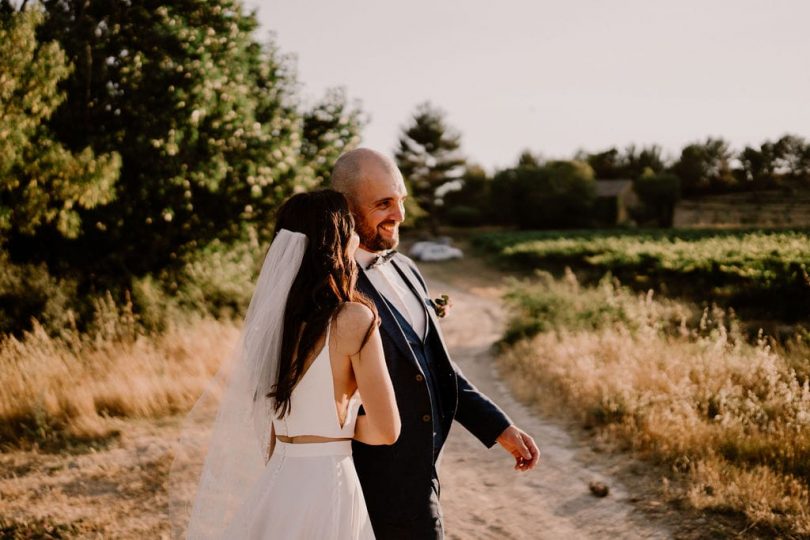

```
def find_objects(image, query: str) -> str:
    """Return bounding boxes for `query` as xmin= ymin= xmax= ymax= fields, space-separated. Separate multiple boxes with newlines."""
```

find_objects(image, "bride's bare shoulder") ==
xmin=335 ymin=301 xmax=375 ymax=330
xmin=333 ymin=302 xmax=376 ymax=353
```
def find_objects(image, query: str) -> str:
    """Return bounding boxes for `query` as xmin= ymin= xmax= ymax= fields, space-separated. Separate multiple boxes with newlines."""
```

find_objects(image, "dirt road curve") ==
xmin=423 ymin=269 xmax=673 ymax=540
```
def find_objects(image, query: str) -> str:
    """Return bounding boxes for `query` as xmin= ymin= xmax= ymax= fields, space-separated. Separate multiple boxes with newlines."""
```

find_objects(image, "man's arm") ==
xmin=400 ymin=254 xmax=540 ymax=470
xmin=451 ymin=360 xmax=512 ymax=448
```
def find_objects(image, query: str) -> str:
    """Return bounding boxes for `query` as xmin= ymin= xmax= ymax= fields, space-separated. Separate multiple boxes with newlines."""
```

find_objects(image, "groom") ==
xmin=331 ymin=148 xmax=539 ymax=539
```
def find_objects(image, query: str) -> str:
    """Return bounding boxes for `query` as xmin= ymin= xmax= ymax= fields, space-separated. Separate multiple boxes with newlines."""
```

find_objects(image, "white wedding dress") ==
xmin=220 ymin=321 xmax=375 ymax=539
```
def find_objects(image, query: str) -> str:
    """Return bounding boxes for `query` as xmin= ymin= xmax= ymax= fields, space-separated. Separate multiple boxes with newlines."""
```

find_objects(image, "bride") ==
xmin=170 ymin=190 xmax=400 ymax=539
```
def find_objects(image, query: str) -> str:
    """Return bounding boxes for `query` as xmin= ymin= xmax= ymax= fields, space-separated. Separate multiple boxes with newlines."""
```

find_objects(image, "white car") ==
xmin=409 ymin=241 xmax=463 ymax=262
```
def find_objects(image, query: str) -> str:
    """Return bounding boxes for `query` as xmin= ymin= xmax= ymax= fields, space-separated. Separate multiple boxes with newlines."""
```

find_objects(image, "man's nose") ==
xmin=391 ymin=201 xmax=405 ymax=222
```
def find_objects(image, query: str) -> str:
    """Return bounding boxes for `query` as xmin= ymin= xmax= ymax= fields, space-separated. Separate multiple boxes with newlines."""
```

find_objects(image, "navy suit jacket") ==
xmin=351 ymin=253 xmax=512 ymax=525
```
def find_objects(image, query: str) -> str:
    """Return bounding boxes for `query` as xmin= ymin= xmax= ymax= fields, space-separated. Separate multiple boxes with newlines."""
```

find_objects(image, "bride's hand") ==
xmin=496 ymin=425 xmax=540 ymax=472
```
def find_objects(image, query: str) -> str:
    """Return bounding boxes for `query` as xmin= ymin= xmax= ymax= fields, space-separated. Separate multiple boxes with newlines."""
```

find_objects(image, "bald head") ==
xmin=330 ymin=148 xmax=408 ymax=252
xmin=330 ymin=148 xmax=400 ymax=201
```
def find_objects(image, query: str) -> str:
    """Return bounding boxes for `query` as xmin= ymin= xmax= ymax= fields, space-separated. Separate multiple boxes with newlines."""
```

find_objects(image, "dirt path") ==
xmin=420 ymin=260 xmax=675 ymax=540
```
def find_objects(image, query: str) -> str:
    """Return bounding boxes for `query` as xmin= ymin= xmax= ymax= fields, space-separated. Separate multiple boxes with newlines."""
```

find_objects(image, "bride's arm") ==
xmin=337 ymin=303 xmax=400 ymax=445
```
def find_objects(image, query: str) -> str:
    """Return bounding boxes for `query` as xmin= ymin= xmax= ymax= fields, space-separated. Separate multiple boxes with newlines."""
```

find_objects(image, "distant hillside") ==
xmin=673 ymin=191 xmax=810 ymax=228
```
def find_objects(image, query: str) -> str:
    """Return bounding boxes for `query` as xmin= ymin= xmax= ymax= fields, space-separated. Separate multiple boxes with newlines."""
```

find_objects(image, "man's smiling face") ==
xmin=350 ymin=161 xmax=408 ymax=252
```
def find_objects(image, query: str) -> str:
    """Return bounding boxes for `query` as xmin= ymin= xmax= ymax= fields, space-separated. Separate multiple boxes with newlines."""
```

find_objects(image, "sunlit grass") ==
xmin=499 ymin=271 xmax=810 ymax=535
xmin=0 ymin=293 xmax=238 ymax=448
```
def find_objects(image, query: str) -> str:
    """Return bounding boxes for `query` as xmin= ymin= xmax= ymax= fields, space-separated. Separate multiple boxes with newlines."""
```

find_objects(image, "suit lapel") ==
xmin=356 ymin=268 xmax=421 ymax=369
xmin=391 ymin=258 xmax=453 ymax=362
xmin=390 ymin=259 xmax=431 ymax=341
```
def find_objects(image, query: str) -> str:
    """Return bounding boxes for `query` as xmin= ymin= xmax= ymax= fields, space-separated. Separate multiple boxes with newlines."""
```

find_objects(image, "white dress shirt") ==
xmin=356 ymin=248 xmax=426 ymax=338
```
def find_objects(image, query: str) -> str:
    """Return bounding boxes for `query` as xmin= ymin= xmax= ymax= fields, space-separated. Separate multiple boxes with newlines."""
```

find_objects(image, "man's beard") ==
xmin=356 ymin=215 xmax=398 ymax=252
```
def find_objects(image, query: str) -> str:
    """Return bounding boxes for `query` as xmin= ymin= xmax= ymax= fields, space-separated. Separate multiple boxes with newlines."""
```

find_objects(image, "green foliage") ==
xmin=2 ymin=0 xmax=362 ymax=279
xmin=516 ymin=149 xmax=542 ymax=169
xmin=491 ymin=159 xmax=597 ymax=229
xmin=672 ymin=137 xmax=736 ymax=195
xmin=122 ymin=230 xmax=266 ymax=333
xmin=475 ymin=229 xmax=810 ymax=321
xmin=0 ymin=1 xmax=364 ymax=335
xmin=501 ymin=269 xmax=690 ymax=345
xmin=0 ymin=7 xmax=119 ymax=240
xmin=442 ymin=164 xmax=492 ymax=226
xmin=0 ymin=250 xmax=77 ymax=336
xmin=632 ymin=169 xmax=681 ymax=227
xmin=175 ymin=233 xmax=262 ymax=318
xmin=739 ymin=142 xmax=779 ymax=189
xmin=773 ymin=134 xmax=810 ymax=185
xmin=584 ymin=147 xmax=623 ymax=179
xmin=300 ymin=88 xmax=365 ymax=187
xmin=27 ymin=0 xmax=302 ymax=276
xmin=583 ymin=145 xmax=664 ymax=181
xmin=1 ymin=229 xmax=264 ymax=336
xmin=396 ymin=101 xmax=466 ymax=235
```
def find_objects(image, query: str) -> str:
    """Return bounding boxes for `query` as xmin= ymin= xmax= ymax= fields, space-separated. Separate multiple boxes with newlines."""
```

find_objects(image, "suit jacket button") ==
xmin=422 ymin=414 xmax=431 ymax=422
xmin=415 ymin=374 xmax=424 ymax=382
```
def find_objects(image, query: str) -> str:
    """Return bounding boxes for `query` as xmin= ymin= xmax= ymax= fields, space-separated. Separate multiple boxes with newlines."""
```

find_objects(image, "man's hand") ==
xmin=496 ymin=425 xmax=539 ymax=472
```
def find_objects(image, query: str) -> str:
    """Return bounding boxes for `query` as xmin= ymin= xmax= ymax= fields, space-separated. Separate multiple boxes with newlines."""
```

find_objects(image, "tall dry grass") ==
xmin=500 ymin=271 xmax=810 ymax=535
xmin=0 ymin=293 xmax=239 ymax=447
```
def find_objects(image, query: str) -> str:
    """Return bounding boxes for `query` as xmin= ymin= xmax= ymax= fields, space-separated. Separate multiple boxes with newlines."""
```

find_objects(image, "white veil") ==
xmin=168 ymin=229 xmax=308 ymax=539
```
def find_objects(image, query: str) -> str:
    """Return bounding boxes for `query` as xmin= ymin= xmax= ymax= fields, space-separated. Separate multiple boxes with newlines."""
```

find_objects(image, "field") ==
xmin=471 ymin=226 xmax=810 ymax=536
xmin=0 ymin=297 xmax=235 ymax=450
xmin=2 ymin=229 xmax=809 ymax=537
xmin=474 ymin=229 xmax=810 ymax=325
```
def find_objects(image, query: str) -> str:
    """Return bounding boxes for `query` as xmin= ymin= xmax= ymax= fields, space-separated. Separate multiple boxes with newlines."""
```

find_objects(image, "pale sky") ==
xmin=246 ymin=0 xmax=810 ymax=172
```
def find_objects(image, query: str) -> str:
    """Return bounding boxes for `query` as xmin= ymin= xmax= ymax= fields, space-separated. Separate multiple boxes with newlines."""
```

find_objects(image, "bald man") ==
xmin=332 ymin=148 xmax=539 ymax=539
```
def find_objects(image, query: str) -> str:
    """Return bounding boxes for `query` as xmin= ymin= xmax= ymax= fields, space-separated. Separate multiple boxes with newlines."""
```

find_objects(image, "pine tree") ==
xmin=395 ymin=102 xmax=465 ymax=236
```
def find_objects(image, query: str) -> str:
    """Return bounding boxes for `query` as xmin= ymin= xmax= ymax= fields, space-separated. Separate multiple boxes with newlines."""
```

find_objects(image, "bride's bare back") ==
xmin=275 ymin=302 xmax=399 ymax=447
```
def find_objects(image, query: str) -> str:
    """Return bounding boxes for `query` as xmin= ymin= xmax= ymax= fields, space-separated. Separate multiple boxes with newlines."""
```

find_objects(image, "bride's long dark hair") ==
xmin=269 ymin=189 xmax=379 ymax=416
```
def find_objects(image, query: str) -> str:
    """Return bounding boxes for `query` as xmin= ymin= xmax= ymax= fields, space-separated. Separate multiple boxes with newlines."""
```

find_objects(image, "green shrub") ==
xmin=501 ymin=269 xmax=692 ymax=345
xmin=176 ymin=236 xmax=264 ymax=319
xmin=0 ymin=251 xmax=77 ymax=336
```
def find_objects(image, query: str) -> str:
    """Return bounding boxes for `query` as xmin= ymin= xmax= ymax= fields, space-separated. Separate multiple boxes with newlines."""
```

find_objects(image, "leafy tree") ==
xmin=395 ymin=102 xmax=465 ymax=235
xmin=0 ymin=6 xmax=119 ymax=243
xmin=516 ymin=149 xmax=542 ymax=169
xmin=442 ymin=164 xmax=490 ymax=226
xmin=585 ymin=148 xmax=623 ymax=179
xmin=632 ymin=168 xmax=681 ymax=227
xmin=26 ymin=0 xmax=317 ymax=279
xmin=739 ymin=141 xmax=777 ymax=189
xmin=773 ymin=134 xmax=810 ymax=186
xmin=671 ymin=137 xmax=734 ymax=196
xmin=624 ymin=144 xmax=665 ymax=179
xmin=585 ymin=145 xmax=665 ymax=180
xmin=300 ymin=88 xmax=364 ymax=187
xmin=494 ymin=160 xmax=596 ymax=229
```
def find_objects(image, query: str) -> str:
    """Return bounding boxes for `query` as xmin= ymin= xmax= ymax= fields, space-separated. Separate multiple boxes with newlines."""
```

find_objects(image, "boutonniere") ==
xmin=431 ymin=294 xmax=452 ymax=318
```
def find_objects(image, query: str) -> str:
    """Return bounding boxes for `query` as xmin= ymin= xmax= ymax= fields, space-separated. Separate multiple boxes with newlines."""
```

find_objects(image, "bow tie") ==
xmin=366 ymin=250 xmax=397 ymax=270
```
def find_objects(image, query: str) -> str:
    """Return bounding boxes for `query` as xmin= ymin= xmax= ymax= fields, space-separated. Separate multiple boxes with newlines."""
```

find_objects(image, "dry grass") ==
xmin=499 ymin=274 xmax=810 ymax=536
xmin=0 ymin=293 xmax=239 ymax=448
